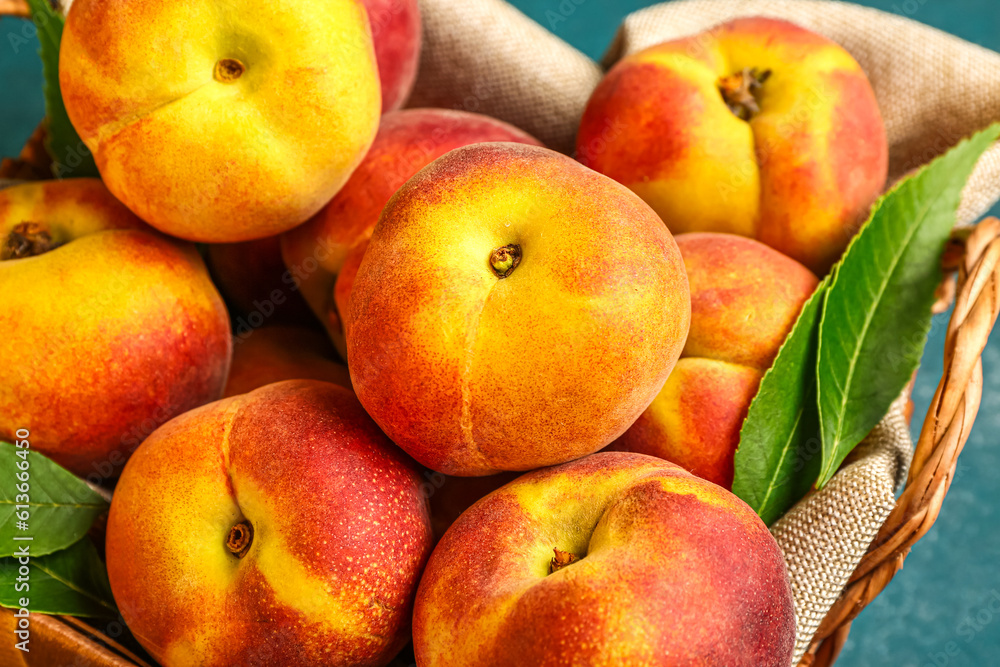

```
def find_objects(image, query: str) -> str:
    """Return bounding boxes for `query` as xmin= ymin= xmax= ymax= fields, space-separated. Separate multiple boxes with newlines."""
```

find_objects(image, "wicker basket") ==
xmin=3 ymin=2 xmax=999 ymax=665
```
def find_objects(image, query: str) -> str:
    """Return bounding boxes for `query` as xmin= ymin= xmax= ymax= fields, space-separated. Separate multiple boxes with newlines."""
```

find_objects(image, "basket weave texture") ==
xmin=2 ymin=1 xmax=1000 ymax=665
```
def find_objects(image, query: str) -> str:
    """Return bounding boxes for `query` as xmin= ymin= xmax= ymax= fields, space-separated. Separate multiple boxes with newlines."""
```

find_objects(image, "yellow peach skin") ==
xmin=106 ymin=380 xmax=433 ymax=667
xmin=281 ymin=108 xmax=542 ymax=359
xmin=347 ymin=143 xmax=691 ymax=476
xmin=413 ymin=452 xmax=795 ymax=666
xmin=0 ymin=179 xmax=231 ymax=478
xmin=577 ymin=17 xmax=888 ymax=274
xmin=59 ymin=0 xmax=381 ymax=242
xmin=610 ymin=233 xmax=818 ymax=488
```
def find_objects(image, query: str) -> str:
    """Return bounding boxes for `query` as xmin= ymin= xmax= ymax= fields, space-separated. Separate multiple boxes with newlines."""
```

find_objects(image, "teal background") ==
xmin=2 ymin=1 xmax=998 ymax=664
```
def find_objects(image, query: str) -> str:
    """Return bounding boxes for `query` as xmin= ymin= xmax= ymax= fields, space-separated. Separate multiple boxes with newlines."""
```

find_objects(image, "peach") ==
xmin=60 ymin=0 xmax=381 ymax=242
xmin=610 ymin=233 xmax=818 ymax=488
xmin=106 ymin=380 xmax=433 ymax=666
xmin=206 ymin=236 xmax=317 ymax=328
xmin=413 ymin=451 xmax=795 ymax=666
xmin=224 ymin=326 xmax=352 ymax=397
xmin=364 ymin=0 xmax=422 ymax=112
xmin=0 ymin=179 xmax=231 ymax=478
xmin=281 ymin=108 xmax=542 ymax=357
xmin=347 ymin=143 xmax=690 ymax=476
xmin=331 ymin=235 xmax=370 ymax=350
xmin=577 ymin=16 xmax=888 ymax=274
xmin=426 ymin=471 xmax=519 ymax=541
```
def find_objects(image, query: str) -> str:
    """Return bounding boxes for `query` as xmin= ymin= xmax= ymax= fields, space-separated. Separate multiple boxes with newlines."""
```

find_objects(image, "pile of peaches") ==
xmin=0 ymin=0 xmax=891 ymax=665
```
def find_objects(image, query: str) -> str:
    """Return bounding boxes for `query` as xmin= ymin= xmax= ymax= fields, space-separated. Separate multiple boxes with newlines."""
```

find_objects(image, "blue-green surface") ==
xmin=2 ymin=2 xmax=998 ymax=664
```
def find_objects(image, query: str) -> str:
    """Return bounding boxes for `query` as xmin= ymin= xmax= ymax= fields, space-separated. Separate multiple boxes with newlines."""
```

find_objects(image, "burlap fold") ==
xmin=408 ymin=0 xmax=602 ymax=152
xmin=771 ymin=392 xmax=913 ymax=663
xmin=409 ymin=0 xmax=1000 ymax=663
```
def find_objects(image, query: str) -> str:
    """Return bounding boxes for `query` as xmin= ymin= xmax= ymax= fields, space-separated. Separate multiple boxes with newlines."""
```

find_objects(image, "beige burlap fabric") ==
xmin=408 ymin=0 xmax=602 ymax=152
xmin=410 ymin=0 xmax=1000 ymax=663
xmin=771 ymin=392 xmax=913 ymax=663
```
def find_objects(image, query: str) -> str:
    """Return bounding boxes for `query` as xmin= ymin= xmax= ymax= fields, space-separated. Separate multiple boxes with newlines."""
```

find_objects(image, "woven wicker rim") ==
xmin=2 ymin=7 xmax=998 ymax=665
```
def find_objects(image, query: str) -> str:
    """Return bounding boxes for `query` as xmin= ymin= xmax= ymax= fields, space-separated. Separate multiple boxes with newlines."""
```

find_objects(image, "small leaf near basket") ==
xmin=0 ymin=538 xmax=118 ymax=618
xmin=815 ymin=123 xmax=1000 ymax=488
xmin=24 ymin=0 xmax=99 ymax=178
xmin=732 ymin=275 xmax=828 ymax=526
xmin=0 ymin=442 xmax=109 ymax=557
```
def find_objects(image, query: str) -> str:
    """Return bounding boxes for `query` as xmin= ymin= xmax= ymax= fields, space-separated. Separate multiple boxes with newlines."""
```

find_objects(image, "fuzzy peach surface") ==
xmin=611 ymin=233 xmax=818 ymax=488
xmin=0 ymin=179 xmax=231 ymax=477
xmin=205 ymin=236 xmax=317 ymax=327
xmin=347 ymin=142 xmax=691 ymax=476
xmin=106 ymin=380 xmax=432 ymax=667
xmin=59 ymin=0 xmax=381 ymax=242
xmin=363 ymin=0 xmax=422 ymax=112
xmin=577 ymin=16 xmax=887 ymax=274
xmin=224 ymin=326 xmax=352 ymax=398
xmin=281 ymin=108 xmax=542 ymax=358
xmin=413 ymin=451 xmax=795 ymax=666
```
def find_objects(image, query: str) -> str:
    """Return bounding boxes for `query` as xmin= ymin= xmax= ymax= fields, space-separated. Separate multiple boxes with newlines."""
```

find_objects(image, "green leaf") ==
xmin=732 ymin=276 xmax=828 ymax=525
xmin=24 ymin=0 xmax=99 ymax=178
xmin=0 ymin=539 xmax=118 ymax=618
xmin=815 ymin=124 xmax=1000 ymax=488
xmin=0 ymin=442 xmax=109 ymax=557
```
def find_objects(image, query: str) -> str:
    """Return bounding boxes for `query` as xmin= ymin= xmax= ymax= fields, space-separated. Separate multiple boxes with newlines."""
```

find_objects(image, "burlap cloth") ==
xmin=409 ymin=0 xmax=1000 ymax=663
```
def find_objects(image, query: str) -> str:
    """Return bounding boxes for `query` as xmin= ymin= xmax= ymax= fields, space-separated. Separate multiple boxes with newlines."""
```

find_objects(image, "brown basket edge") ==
xmin=0 ymin=120 xmax=52 ymax=181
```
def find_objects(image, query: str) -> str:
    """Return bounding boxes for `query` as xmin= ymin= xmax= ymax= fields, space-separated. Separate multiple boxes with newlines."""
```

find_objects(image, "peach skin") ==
xmin=413 ymin=451 xmax=796 ymax=666
xmin=577 ymin=16 xmax=888 ymax=274
xmin=0 ymin=179 xmax=231 ymax=478
xmin=59 ymin=0 xmax=381 ymax=242
xmin=281 ymin=108 xmax=542 ymax=358
xmin=347 ymin=143 xmax=691 ymax=476
xmin=426 ymin=471 xmax=520 ymax=542
xmin=364 ymin=0 xmax=421 ymax=112
xmin=610 ymin=233 xmax=818 ymax=489
xmin=224 ymin=325 xmax=352 ymax=397
xmin=106 ymin=380 xmax=433 ymax=667
xmin=206 ymin=236 xmax=318 ymax=328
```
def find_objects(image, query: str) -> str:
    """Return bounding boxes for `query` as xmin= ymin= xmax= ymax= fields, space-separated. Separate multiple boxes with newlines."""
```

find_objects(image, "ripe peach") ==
xmin=413 ymin=452 xmax=795 ymax=666
xmin=0 ymin=179 xmax=231 ymax=478
xmin=347 ymin=143 xmax=690 ymax=476
xmin=426 ymin=471 xmax=519 ymax=541
xmin=206 ymin=236 xmax=317 ymax=328
xmin=577 ymin=16 xmax=888 ymax=273
xmin=60 ymin=0 xmax=381 ymax=242
xmin=364 ymin=0 xmax=421 ymax=112
xmin=106 ymin=380 xmax=433 ymax=666
xmin=610 ymin=233 xmax=818 ymax=488
xmin=224 ymin=326 xmax=352 ymax=397
xmin=281 ymin=108 xmax=542 ymax=357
